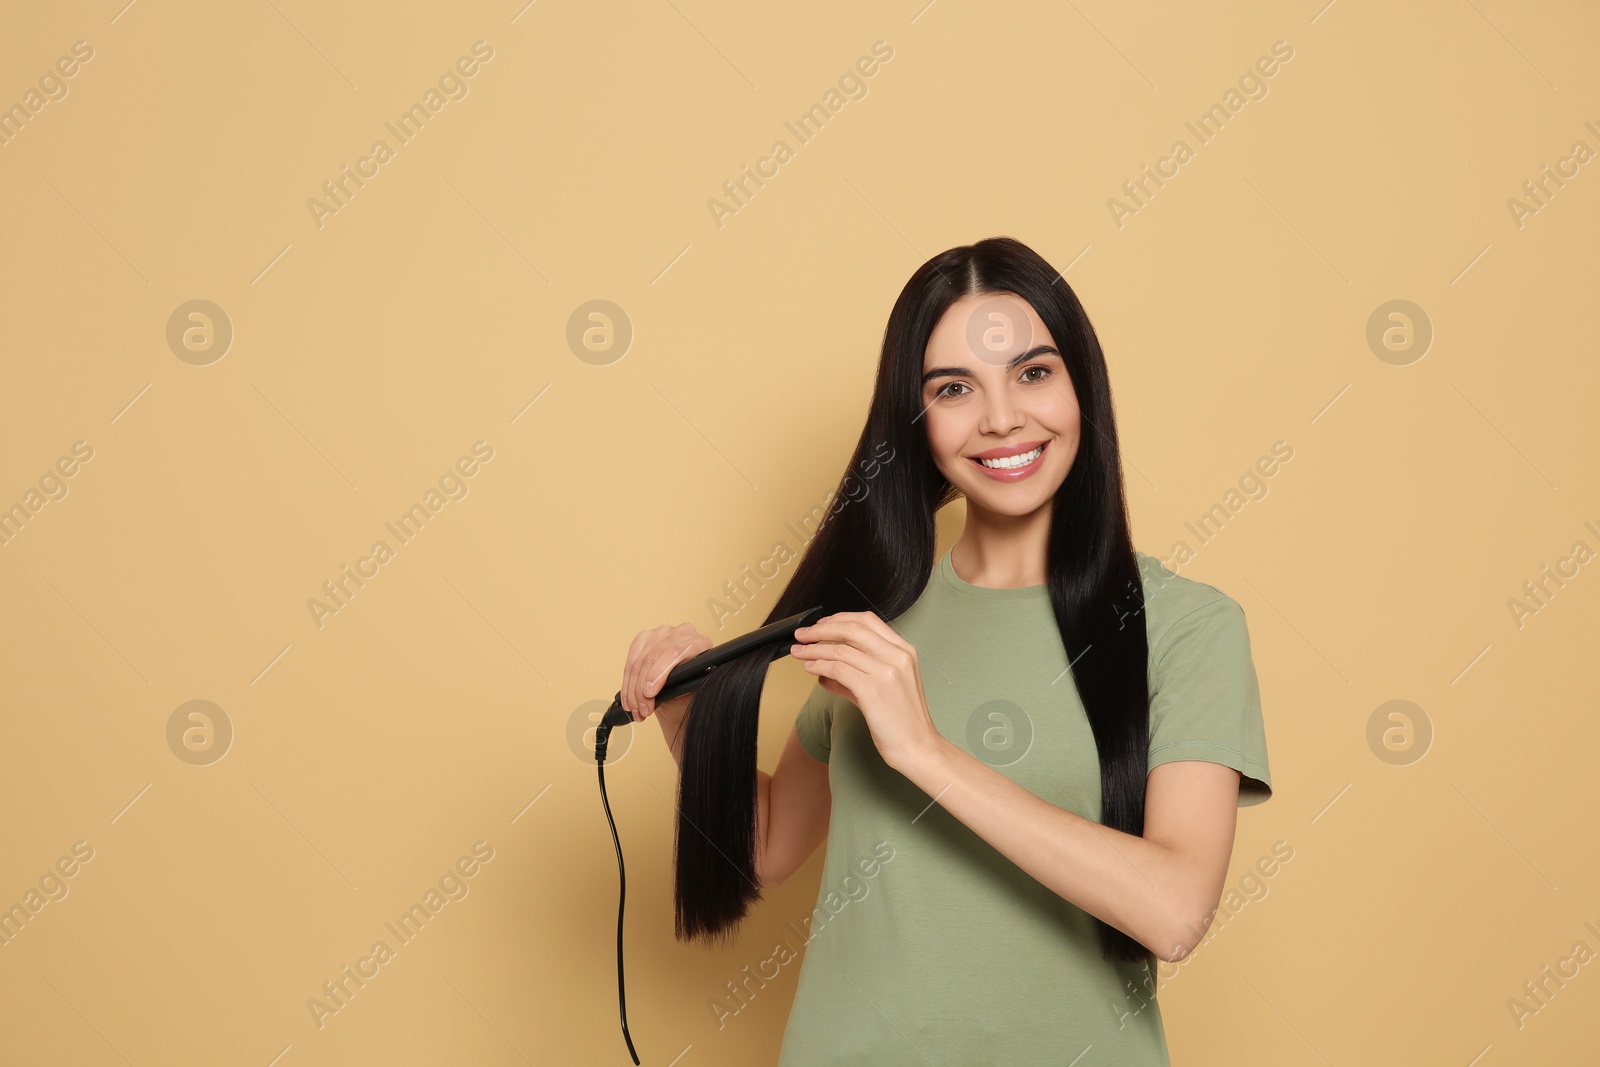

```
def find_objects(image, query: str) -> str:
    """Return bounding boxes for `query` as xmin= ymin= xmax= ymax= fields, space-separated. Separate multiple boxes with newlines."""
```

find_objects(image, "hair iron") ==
xmin=593 ymin=605 xmax=827 ymax=1064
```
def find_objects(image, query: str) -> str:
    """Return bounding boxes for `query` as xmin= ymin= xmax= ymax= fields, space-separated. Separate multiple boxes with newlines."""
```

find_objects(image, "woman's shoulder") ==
xmin=1132 ymin=550 xmax=1243 ymax=650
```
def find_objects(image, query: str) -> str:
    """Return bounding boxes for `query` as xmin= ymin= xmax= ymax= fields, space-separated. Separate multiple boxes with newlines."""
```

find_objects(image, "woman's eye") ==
xmin=935 ymin=367 xmax=1049 ymax=400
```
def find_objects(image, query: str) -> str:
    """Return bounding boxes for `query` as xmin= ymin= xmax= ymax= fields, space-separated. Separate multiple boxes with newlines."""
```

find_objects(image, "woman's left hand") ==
xmin=789 ymin=611 xmax=942 ymax=773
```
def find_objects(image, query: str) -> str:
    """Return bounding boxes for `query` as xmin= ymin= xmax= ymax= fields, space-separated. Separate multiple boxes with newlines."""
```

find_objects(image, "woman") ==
xmin=618 ymin=235 xmax=1272 ymax=1064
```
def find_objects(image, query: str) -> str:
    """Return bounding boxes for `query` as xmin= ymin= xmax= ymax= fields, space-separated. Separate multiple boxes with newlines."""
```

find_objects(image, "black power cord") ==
xmin=594 ymin=720 xmax=641 ymax=1065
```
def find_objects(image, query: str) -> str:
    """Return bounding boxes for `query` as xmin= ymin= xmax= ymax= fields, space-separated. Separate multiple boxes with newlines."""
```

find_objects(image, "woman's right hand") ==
xmin=622 ymin=622 xmax=713 ymax=725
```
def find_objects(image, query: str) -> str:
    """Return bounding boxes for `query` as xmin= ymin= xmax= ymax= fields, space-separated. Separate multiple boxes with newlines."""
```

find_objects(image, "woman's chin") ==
xmin=961 ymin=483 xmax=1059 ymax=517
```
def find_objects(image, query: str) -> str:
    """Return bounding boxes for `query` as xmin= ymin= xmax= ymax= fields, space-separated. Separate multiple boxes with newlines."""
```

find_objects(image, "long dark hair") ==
xmin=673 ymin=235 xmax=1152 ymax=965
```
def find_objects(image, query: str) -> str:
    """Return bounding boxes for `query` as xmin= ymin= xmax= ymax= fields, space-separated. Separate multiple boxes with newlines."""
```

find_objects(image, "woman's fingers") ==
xmin=621 ymin=625 xmax=715 ymax=721
xmin=624 ymin=625 xmax=694 ymax=718
xmin=621 ymin=630 xmax=646 ymax=717
xmin=641 ymin=631 xmax=709 ymax=716
xmin=623 ymin=626 xmax=667 ymax=717
xmin=641 ymin=631 xmax=712 ymax=717
xmin=640 ymin=655 xmax=672 ymax=716
xmin=796 ymin=613 xmax=906 ymax=665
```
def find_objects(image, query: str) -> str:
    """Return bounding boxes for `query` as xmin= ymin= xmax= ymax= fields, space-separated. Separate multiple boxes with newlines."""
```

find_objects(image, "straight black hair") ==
xmin=672 ymin=235 xmax=1153 ymax=965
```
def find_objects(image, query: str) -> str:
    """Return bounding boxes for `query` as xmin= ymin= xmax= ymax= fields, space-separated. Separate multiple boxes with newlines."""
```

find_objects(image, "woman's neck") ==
xmin=950 ymin=507 xmax=1052 ymax=589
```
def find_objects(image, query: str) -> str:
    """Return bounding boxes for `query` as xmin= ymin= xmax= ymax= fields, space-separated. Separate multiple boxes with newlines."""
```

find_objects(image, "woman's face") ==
xmin=920 ymin=292 xmax=1081 ymax=517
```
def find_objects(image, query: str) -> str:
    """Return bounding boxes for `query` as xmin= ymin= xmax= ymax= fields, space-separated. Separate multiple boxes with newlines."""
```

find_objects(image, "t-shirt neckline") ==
xmin=936 ymin=548 xmax=1050 ymax=600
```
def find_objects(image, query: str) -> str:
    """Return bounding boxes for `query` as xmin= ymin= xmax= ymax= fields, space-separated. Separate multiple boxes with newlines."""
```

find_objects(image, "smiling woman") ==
xmin=627 ymin=236 xmax=1272 ymax=1066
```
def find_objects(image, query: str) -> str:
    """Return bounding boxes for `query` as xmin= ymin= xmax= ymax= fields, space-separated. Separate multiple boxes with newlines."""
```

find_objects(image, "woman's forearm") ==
xmin=896 ymin=736 xmax=1197 ymax=961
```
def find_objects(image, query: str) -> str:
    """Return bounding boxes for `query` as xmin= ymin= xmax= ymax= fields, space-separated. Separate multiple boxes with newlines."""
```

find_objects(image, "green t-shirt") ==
xmin=777 ymin=548 xmax=1272 ymax=1065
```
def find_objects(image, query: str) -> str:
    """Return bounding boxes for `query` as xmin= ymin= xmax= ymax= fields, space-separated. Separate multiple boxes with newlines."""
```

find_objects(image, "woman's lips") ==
xmin=969 ymin=440 xmax=1048 ymax=482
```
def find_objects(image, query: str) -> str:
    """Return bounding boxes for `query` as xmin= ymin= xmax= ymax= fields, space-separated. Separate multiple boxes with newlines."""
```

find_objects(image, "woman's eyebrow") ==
xmin=921 ymin=345 xmax=1063 ymax=386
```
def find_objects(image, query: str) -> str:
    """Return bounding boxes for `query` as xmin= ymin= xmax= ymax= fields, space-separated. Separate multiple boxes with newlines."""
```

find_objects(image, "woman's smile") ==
xmin=967 ymin=438 xmax=1051 ymax=482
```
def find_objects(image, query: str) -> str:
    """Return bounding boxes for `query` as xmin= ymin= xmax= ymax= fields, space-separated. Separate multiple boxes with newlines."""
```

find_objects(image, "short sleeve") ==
xmin=794 ymin=681 xmax=834 ymax=764
xmin=1147 ymin=595 xmax=1272 ymax=806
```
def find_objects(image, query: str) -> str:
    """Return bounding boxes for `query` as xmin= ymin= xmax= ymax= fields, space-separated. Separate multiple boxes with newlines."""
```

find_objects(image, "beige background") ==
xmin=2 ymin=0 xmax=1596 ymax=1063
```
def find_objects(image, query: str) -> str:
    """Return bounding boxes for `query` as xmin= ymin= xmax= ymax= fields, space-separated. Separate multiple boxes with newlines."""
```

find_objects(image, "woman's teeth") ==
xmin=977 ymin=445 xmax=1043 ymax=469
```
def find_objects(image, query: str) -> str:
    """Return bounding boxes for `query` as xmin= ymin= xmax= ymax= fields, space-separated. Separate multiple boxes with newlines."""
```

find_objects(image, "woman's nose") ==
xmin=979 ymin=389 xmax=1024 ymax=434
